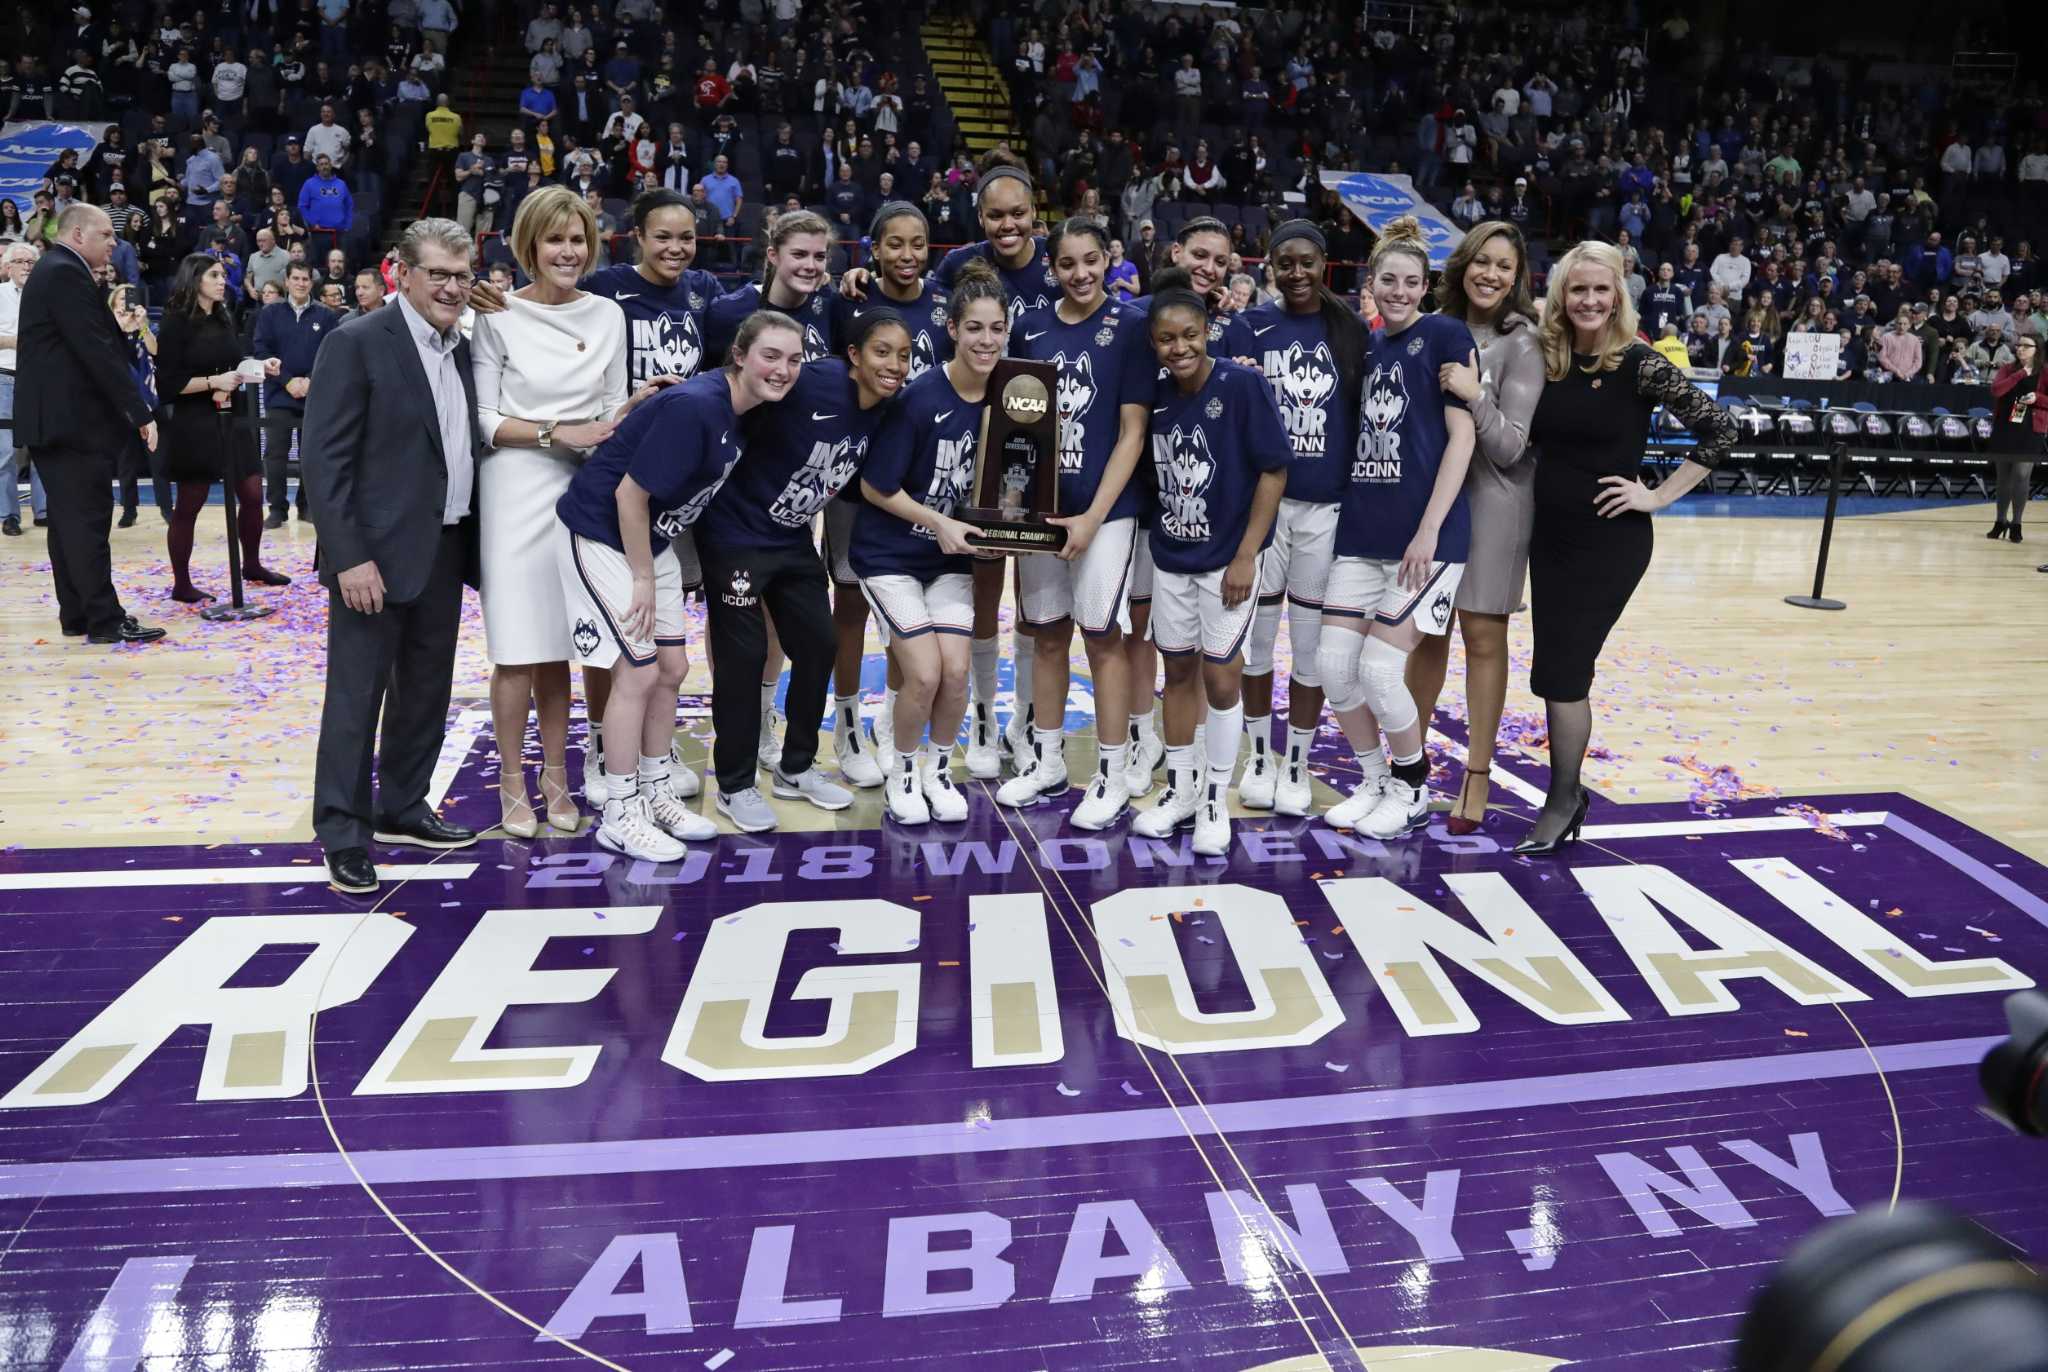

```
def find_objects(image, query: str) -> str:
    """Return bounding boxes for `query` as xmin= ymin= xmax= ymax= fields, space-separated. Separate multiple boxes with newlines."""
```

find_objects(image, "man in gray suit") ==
xmin=302 ymin=218 xmax=484 ymax=895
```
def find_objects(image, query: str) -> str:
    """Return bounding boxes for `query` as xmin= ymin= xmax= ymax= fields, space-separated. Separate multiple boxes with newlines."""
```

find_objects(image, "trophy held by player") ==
xmin=963 ymin=358 xmax=1066 ymax=553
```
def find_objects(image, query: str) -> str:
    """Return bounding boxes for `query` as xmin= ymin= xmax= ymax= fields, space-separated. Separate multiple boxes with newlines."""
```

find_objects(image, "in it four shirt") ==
xmin=555 ymin=371 xmax=742 ymax=554
xmin=851 ymin=366 xmax=984 ymax=581
xmin=1339 ymin=313 xmax=1477 ymax=562
xmin=1009 ymin=295 xmax=1152 ymax=522
xmin=1145 ymin=359 xmax=1290 ymax=575
xmin=582 ymin=263 xmax=724 ymax=384
xmin=1221 ymin=301 xmax=1355 ymax=504
xmin=699 ymin=360 xmax=894 ymax=549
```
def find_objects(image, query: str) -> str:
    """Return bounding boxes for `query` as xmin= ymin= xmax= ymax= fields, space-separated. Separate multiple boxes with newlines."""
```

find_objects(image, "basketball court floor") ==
xmin=2 ymin=501 xmax=2044 ymax=1370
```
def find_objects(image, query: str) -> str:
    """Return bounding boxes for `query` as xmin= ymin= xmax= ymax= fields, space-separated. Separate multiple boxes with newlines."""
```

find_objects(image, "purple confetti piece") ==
xmin=1055 ymin=1083 xmax=1080 ymax=1097
xmin=581 ymin=946 xmax=595 ymax=955
xmin=1119 ymin=1081 xmax=1142 ymax=1097
xmin=281 ymin=886 xmax=303 ymax=895
xmin=671 ymin=931 xmax=687 ymax=942
xmin=1196 ymin=935 xmax=1215 ymax=944
xmin=1323 ymin=1061 xmax=1350 ymax=1072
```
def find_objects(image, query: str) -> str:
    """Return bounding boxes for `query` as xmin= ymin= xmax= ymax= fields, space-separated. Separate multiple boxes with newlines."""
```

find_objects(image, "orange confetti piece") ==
xmin=162 ymin=915 xmax=183 ymax=922
xmin=1885 ymin=907 xmax=1904 ymax=918
xmin=1193 ymin=898 xmax=1206 ymax=907
xmin=937 ymin=960 xmax=960 ymax=967
xmin=912 ymin=894 xmax=932 ymax=902
xmin=1784 ymin=1028 xmax=1809 ymax=1037
xmin=1330 ymin=925 xmax=1345 ymax=935
xmin=1295 ymin=919 xmax=1310 ymax=926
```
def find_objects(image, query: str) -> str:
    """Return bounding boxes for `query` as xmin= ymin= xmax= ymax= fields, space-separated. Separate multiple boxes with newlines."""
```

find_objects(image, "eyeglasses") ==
xmin=416 ymin=267 xmax=477 ymax=289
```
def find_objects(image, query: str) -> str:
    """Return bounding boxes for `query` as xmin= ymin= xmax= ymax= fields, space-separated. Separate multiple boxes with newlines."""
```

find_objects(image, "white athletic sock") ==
xmin=1033 ymin=723 xmax=1065 ymax=765
xmin=1164 ymin=743 xmax=1196 ymax=781
xmin=1286 ymin=725 xmax=1316 ymax=775
xmin=1356 ymin=743 xmax=1391 ymax=787
xmin=1012 ymin=639 xmax=1035 ymax=720
xmin=1137 ymin=703 xmax=1160 ymax=743
xmin=881 ymin=684 xmax=897 ymax=720
xmin=1246 ymin=712 xmax=1271 ymax=762
xmin=971 ymin=635 xmax=999 ymax=703
xmin=759 ymin=681 xmax=777 ymax=716
xmin=590 ymin=723 xmax=605 ymax=766
xmin=896 ymin=745 xmax=920 ymax=779
xmin=1206 ymin=702 xmax=1243 ymax=783
xmin=834 ymin=693 xmax=860 ymax=741
xmin=638 ymin=753 xmax=669 ymax=782
xmin=604 ymin=769 xmax=639 ymax=801
xmin=1098 ymin=741 xmax=1128 ymax=775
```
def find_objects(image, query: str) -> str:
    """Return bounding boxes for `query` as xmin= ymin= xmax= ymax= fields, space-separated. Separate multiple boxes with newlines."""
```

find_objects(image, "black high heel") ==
xmin=2009 ymin=524 xmax=2024 ymax=544
xmin=1988 ymin=521 xmax=2009 ymax=539
xmin=1513 ymin=788 xmax=1590 ymax=855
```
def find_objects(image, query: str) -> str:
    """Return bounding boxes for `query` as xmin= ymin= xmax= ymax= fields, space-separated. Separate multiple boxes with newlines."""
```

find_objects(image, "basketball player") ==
xmin=996 ymin=217 xmax=1151 ymax=829
xmin=1133 ymin=271 xmax=1290 ymax=855
xmin=1318 ymin=217 xmax=1478 ymax=838
xmin=851 ymin=261 xmax=1011 ymax=824
xmin=553 ymin=311 xmax=805 ymax=859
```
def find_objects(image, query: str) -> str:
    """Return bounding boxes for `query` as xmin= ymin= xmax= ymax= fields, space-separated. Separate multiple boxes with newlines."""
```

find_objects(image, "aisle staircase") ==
xmin=383 ymin=20 xmax=531 ymax=249
xmin=920 ymin=14 xmax=1055 ymax=216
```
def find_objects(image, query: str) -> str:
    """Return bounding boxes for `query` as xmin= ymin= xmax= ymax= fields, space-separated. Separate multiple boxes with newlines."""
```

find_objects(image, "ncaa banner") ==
xmin=1321 ymin=168 xmax=1465 ymax=268
xmin=0 ymin=120 xmax=111 ymax=214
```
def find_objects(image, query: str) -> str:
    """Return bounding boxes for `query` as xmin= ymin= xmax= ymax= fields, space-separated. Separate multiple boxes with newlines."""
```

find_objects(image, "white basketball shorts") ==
xmin=1322 ymin=556 xmax=1464 ymax=637
xmin=557 ymin=524 xmax=689 ymax=669
xmin=1017 ymin=515 xmax=1136 ymax=637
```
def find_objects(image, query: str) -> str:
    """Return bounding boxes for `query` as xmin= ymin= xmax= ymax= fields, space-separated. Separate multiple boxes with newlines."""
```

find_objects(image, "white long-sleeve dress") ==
xmin=471 ymin=292 xmax=628 ymax=665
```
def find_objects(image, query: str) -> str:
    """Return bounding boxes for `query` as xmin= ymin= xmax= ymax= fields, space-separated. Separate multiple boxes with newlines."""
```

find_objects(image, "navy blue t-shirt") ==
xmin=1340 ymin=314 xmax=1476 ymax=562
xmin=703 ymin=280 xmax=837 ymax=363
xmin=1010 ymin=296 xmax=1153 ymax=522
xmin=555 ymin=371 xmax=742 ymax=555
xmin=583 ymin=263 xmax=723 ymax=385
xmin=834 ymin=276 xmax=953 ymax=381
xmin=698 ymin=360 xmax=892 ymax=550
xmin=933 ymin=238 xmax=1057 ymax=325
xmin=850 ymin=366 xmax=984 ymax=581
xmin=1146 ymin=360 xmax=1290 ymax=575
xmin=1129 ymin=297 xmax=1228 ymax=530
xmin=1221 ymin=302 xmax=1355 ymax=504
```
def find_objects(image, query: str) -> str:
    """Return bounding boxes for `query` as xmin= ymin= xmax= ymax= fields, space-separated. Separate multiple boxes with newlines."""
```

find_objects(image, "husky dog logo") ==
xmin=629 ymin=313 xmax=701 ymax=383
xmin=1272 ymin=340 xmax=1339 ymax=457
xmin=801 ymin=321 xmax=830 ymax=360
xmin=1428 ymin=587 xmax=1454 ymax=627
xmin=572 ymin=617 xmax=601 ymax=658
xmin=722 ymin=567 xmax=756 ymax=607
xmin=770 ymin=436 xmax=866 ymax=525
xmin=1050 ymin=350 xmax=1097 ymax=473
xmin=655 ymin=448 xmax=742 ymax=540
xmin=921 ymin=430 xmax=978 ymax=528
xmin=1355 ymin=361 xmax=1410 ymax=481
xmin=1153 ymin=425 xmax=1217 ymax=543
xmin=909 ymin=328 xmax=938 ymax=378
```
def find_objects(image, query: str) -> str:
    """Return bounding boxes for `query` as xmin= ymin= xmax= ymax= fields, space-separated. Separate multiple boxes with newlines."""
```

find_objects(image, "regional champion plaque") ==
xmin=963 ymin=358 xmax=1066 ymax=553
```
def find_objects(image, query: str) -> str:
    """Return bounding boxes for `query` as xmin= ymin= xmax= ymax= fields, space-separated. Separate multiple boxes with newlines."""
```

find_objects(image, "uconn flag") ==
xmin=0 ymin=121 xmax=110 ymax=214
xmin=1320 ymin=170 xmax=1465 ymax=269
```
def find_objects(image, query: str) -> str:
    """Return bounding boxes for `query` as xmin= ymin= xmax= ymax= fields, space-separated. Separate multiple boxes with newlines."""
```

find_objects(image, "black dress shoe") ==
xmin=326 ymin=847 xmax=379 ymax=894
xmin=86 ymin=616 xmax=167 ymax=644
xmin=32 ymin=516 xmax=47 ymax=527
xmin=1 ymin=516 xmax=19 ymax=536
xmin=1512 ymin=788 xmax=1592 ymax=856
xmin=373 ymin=812 xmax=479 ymax=849
xmin=117 ymin=509 xmax=138 ymax=528
xmin=264 ymin=511 xmax=286 ymax=530
xmin=61 ymin=625 xmax=86 ymax=637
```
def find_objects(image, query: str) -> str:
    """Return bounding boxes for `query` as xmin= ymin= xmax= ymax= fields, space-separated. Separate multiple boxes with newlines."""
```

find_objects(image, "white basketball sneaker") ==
xmin=757 ymin=707 xmax=785 ymax=774
xmin=921 ymin=756 xmax=969 ymax=822
xmin=1133 ymin=768 xmax=1200 ymax=837
xmin=595 ymin=786 xmax=686 ymax=862
xmin=582 ymin=741 xmax=609 ymax=806
xmin=835 ymin=726 xmax=886 ymax=788
xmin=1274 ymin=757 xmax=1314 ymax=816
xmin=887 ymin=763 xmax=931 ymax=824
xmin=1070 ymin=766 xmax=1130 ymax=831
xmin=644 ymin=773 xmax=716 ymax=842
xmin=873 ymin=694 xmax=898 ymax=776
xmin=995 ymin=733 xmax=1068 ymax=807
xmin=1123 ymin=728 xmax=1164 ymax=798
xmin=1238 ymin=748 xmax=1277 ymax=809
xmin=1192 ymin=783 xmax=1231 ymax=856
xmin=1360 ymin=776 xmax=1430 ymax=839
xmin=665 ymin=741 xmax=702 ymax=798
xmin=965 ymin=702 xmax=1000 ymax=780
xmin=1325 ymin=775 xmax=1388 ymax=832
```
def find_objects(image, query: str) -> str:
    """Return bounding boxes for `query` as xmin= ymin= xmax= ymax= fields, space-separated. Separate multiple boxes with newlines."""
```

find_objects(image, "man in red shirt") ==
xmin=693 ymin=58 xmax=731 ymax=132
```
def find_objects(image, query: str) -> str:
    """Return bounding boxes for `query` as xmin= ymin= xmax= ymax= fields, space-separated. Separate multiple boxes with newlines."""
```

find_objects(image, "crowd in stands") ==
xmin=7 ymin=0 xmax=2046 ymax=395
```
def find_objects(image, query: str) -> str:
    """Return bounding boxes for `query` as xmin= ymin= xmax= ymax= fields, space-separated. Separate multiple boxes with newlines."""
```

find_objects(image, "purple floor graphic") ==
xmin=2 ymin=782 xmax=2045 ymax=1371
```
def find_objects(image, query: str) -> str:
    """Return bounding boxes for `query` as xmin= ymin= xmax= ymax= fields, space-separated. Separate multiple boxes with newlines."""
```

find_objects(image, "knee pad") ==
xmin=1357 ymin=636 xmax=1418 ymax=736
xmin=1244 ymin=598 xmax=1283 ymax=677
xmin=1287 ymin=602 xmax=1324 ymax=687
xmin=1316 ymin=635 xmax=1366 ymax=712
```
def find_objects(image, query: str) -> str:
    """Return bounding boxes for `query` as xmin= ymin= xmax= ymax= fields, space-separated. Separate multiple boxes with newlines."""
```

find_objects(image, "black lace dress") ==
xmin=1526 ymin=343 xmax=1734 ymax=700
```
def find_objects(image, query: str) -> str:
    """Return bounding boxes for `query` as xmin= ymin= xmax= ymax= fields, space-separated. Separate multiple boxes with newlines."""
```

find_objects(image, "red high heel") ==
xmin=1446 ymin=767 xmax=1489 ymax=835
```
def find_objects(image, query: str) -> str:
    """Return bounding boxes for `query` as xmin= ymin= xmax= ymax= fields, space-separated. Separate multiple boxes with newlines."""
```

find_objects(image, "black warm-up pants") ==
xmin=699 ymin=539 xmax=835 ymax=796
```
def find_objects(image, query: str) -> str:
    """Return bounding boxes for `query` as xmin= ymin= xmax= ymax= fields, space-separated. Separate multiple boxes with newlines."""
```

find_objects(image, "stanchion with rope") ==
xmin=200 ymin=367 xmax=276 ymax=624
xmin=1785 ymin=440 xmax=1849 ymax=612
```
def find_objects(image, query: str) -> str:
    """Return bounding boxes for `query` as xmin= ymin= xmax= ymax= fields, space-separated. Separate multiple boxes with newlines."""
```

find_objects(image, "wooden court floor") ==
xmin=2 ymin=500 xmax=2043 ymax=859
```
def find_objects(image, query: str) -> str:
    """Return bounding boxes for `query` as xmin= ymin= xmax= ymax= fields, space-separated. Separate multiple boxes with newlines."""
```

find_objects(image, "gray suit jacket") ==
xmin=301 ymin=302 xmax=484 ymax=603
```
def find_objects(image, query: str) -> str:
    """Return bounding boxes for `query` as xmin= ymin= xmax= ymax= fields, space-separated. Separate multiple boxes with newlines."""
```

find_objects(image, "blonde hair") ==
xmin=1540 ymin=240 xmax=1640 ymax=381
xmin=507 ymin=184 xmax=599 ymax=281
xmin=1368 ymin=213 xmax=1433 ymax=278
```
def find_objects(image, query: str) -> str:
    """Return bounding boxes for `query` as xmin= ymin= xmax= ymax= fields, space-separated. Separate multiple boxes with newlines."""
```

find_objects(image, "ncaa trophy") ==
xmin=962 ymin=358 xmax=1066 ymax=552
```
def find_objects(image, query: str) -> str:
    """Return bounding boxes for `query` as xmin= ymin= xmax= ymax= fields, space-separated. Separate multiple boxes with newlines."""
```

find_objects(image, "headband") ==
xmin=1148 ymin=287 xmax=1209 ymax=321
xmin=976 ymin=165 xmax=1033 ymax=202
xmin=845 ymin=304 xmax=908 ymax=347
xmin=1266 ymin=219 xmax=1326 ymax=256
xmin=869 ymin=199 xmax=926 ymax=240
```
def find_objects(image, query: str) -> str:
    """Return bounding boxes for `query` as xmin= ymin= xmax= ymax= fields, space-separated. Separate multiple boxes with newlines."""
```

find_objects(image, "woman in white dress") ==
xmin=472 ymin=184 xmax=633 ymax=837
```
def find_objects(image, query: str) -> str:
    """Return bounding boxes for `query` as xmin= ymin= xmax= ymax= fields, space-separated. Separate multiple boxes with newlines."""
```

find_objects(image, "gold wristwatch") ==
xmin=538 ymin=419 xmax=557 ymax=449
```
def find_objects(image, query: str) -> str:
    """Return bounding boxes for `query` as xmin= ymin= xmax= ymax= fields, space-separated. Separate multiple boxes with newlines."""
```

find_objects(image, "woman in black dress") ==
xmin=155 ymin=254 xmax=287 ymax=603
xmin=1986 ymin=334 xmax=2042 ymax=542
xmin=1518 ymin=240 xmax=1736 ymax=853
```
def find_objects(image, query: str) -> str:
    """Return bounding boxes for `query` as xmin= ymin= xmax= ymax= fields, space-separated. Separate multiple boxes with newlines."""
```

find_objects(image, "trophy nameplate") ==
xmin=963 ymin=358 xmax=1066 ymax=553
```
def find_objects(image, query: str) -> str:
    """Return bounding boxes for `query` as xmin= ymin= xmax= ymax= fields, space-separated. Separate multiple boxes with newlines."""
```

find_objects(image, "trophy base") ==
xmin=961 ymin=510 xmax=1067 ymax=554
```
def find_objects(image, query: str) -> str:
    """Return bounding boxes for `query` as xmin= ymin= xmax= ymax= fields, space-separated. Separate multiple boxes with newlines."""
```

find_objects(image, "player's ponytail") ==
xmin=947 ymin=256 xmax=1007 ymax=322
xmin=1367 ymin=213 xmax=1432 ymax=279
